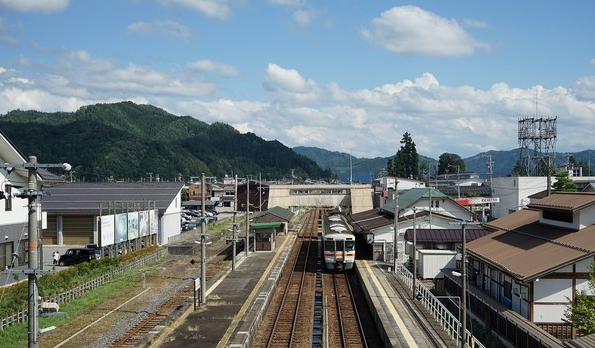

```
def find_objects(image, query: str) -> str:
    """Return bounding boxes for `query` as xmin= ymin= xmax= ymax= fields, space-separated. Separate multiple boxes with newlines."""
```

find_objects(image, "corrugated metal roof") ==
xmin=252 ymin=206 xmax=294 ymax=222
xmin=404 ymin=228 xmax=491 ymax=243
xmin=41 ymin=182 xmax=184 ymax=214
xmin=381 ymin=188 xmax=447 ymax=214
xmin=565 ymin=333 xmax=595 ymax=348
xmin=527 ymin=192 xmax=595 ymax=212
xmin=250 ymin=222 xmax=282 ymax=229
xmin=467 ymin=206 xmax=595 ymax=282
xmin=347 ymin=209 xmax=394 ymax=233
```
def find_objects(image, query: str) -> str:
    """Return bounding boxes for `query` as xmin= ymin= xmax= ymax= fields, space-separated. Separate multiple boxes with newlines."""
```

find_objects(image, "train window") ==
xmin=345 ymin=240 xmax=355 ymax=250
xmin=324 ymin=241 xmax=335 ymax=251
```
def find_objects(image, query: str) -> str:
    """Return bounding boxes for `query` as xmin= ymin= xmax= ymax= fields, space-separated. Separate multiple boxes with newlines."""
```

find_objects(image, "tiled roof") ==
xmin=404 ymin=228 xmax=491 ymax=243
xmin=467 ymin=206 xmax=595 ymax=282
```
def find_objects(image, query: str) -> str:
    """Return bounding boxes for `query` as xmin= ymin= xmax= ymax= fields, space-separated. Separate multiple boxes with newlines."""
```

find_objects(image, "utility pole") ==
xmin=232 ymin=174 xmax=238 ymax=271
xmin=449 ymin=220 xmax=481 ymax=348
xmin=1 ymin=156 xmax=71 ymax=348
xmin=392 ymin=179 xmax=399 ymax=272
xmin=449 ymin=164 xmax=461 ymax=200
xmin=412 ymin=207 xmax=417 ymax=300
xmin=246 ymin=177 xmax=250 ymax=256
xmin=200 ymin=173 xmax=206 ymax=304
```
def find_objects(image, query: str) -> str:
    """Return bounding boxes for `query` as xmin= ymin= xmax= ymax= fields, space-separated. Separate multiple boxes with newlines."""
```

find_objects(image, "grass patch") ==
xmin=0 ymin=268 xmax=144 ymax=348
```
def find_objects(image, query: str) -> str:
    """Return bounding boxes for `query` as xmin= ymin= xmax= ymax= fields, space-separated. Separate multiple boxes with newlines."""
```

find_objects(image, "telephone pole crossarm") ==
xmin=1 ymin=157 xmax=72 ymax=348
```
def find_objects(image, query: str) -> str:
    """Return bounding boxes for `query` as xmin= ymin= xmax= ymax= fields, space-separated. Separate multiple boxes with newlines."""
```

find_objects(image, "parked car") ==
xmin=84 ymin=243 xmax=102 ymax=259
xmin=58 ymin=248 xmax=96 ymax=266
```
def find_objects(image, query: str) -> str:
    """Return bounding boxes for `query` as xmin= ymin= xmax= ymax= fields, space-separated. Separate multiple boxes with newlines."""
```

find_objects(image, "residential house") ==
xmin=457 ymin=192 xmax=595 ymax=340
xmin=347 ymin=187 xmax=475 ymax=264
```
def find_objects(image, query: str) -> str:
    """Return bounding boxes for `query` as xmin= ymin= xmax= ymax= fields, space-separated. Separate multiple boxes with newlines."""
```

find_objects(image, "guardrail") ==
xmin=395 ymin=264 xmax=486 ymax=348
xmin=0 ymin=248 xmax=166 ymax=331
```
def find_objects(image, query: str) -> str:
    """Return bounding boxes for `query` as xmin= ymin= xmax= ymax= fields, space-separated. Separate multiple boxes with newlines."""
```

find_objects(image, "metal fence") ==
xmin=443 ymin=276 xmax=564 ymax=348
xmin=0 ymin=248 xmax=166 ymax=331
xmin=395 ymin=264 xmax=486 ymax=348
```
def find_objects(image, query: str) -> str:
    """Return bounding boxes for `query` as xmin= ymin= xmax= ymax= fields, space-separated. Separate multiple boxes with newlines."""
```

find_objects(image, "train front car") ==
xmin=323 ymin=214 xmax=356 ymax=271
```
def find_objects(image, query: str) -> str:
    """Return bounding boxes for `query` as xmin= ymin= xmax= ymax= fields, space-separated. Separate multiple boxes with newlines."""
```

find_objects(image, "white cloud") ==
xmin=263 ymin=63 xmax=313 ymax=94
xmin=188 ymin=60 xmax=239 ymax=77
xmin=159 ymin=0 xmax=230 ymax=19
xmin=293 ymin=9 xmax=318 ymax=26
xmin=0 ymin=0 xmax=70 ymax=13
xmin=127 ymin=20 xmax=191 ymax=43
xmin=361 ymin=6 xmax=490 ymax=57
xmin=2 ymin=52 xmax=595 ymax=159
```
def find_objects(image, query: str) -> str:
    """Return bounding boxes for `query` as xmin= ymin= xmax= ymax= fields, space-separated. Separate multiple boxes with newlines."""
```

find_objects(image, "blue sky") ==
xmin=1 ymin=0 xmax=594 ymax=160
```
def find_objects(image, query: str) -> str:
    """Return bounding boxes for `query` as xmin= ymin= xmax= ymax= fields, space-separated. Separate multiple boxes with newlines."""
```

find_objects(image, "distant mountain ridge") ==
xmin=294 ymin=146 xmax=595 ymax=180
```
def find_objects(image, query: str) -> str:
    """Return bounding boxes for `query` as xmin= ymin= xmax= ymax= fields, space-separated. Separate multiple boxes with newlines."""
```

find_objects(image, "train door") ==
xmin=336 ymin=240 xmax=345 ymax=262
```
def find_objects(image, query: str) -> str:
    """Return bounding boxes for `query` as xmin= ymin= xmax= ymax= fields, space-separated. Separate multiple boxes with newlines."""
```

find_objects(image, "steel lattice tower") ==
xmin=518 ymin=116 xmax=557 ymax=176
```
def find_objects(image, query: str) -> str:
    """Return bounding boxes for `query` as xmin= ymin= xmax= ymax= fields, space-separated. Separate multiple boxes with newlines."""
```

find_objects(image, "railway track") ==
xmin=105 ymin=240 xmax=238 ymax=348
xmin=252 ymin=209 xmax=320 ymax=348
xmin=324 ymin=268 xmax=383 ymax=348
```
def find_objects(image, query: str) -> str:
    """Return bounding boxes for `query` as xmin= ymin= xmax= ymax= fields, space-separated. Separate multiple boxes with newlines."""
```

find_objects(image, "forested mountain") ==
xmin=0 ymin=102 xmax=334 ymax=182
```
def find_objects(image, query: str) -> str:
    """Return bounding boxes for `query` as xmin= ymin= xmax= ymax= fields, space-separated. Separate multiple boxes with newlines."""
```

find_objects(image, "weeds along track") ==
xmin=105 ymin=243 xmax=237 ymax=348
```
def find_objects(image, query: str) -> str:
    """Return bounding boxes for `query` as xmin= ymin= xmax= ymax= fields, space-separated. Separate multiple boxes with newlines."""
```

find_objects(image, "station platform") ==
xmin=149 ymin=231 xmax=297 ymax=348
xmin=356 ymin=260 xmax=457 ymax=348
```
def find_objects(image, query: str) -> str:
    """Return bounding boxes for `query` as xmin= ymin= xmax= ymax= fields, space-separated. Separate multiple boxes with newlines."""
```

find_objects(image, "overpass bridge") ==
xmin=267 ymin=184 xmax=372 ymax=213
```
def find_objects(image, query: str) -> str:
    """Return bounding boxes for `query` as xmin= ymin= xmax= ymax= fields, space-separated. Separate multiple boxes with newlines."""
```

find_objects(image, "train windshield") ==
xmin=346 ymin=240 xmax=355 ymax=251
xmin=324 ymin=241 xmax=335 ymax=251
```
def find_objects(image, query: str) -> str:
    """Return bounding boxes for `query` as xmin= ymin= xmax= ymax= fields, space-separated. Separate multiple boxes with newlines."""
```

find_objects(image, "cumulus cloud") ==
xmin=188 ymin=60 xmax=239 ymax=77
xmin=159 ymin=0 xmax=230 ymax=19
xmin=264 ymin=63 xmax=314 ymax=94
xmin=127 ymin=20 xmax=191 ymax=43
xmin=2 ymin=55 xmax=595 ymax=159
xmin=361 ymin=6 xmax=490 ymax=57
xmin=0 ymin=0 xmax=70 ymax=13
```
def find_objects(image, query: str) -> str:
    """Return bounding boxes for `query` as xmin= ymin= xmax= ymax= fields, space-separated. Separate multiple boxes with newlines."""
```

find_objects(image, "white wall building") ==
xmin=491 ymin=176 xmax=550 ymax=219
xmin=0 ymin=131 xmax=31 ymax=269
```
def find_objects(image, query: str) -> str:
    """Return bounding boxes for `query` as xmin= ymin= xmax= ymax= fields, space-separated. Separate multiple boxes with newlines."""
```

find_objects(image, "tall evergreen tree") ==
xmin=552 ymin=171 xmax=578 ymax=192
xmin=393 ymin=132 xmax=419 ymax=179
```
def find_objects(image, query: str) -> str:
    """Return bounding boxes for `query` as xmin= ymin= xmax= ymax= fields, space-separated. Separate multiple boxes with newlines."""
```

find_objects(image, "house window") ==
xmin=542 ymin=210 xmax=573 ymax=223
xmin=4 ymin=185 xmax=11 ymax=211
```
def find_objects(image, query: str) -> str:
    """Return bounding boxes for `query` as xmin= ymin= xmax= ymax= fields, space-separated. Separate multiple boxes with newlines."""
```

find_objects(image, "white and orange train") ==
xmin=322 ymin=212 xmax=355 ymax=271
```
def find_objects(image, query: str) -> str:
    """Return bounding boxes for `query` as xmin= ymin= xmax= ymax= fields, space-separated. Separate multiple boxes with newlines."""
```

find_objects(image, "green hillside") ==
xmin=0 ymin=102 xmax=334 ymax=182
